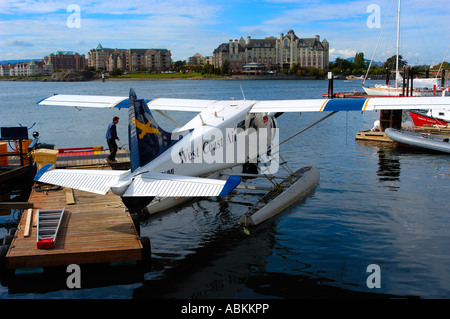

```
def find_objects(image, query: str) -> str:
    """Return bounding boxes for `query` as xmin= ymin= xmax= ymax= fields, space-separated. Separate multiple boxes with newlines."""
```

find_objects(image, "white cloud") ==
xmin=0 ymin=0 xmax=448 ymax=63
xmin=329 ymin=48 xmax=357 ymax=59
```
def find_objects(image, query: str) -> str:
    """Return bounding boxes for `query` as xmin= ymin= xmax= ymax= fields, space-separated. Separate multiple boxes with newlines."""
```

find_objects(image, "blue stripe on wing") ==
xmin=322 ymin=99 xmax=366 ymax=112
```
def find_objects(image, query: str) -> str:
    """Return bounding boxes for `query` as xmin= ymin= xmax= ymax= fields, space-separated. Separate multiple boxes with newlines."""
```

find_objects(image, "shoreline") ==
xmin=1 ymin=73 xmax=328 ymax=82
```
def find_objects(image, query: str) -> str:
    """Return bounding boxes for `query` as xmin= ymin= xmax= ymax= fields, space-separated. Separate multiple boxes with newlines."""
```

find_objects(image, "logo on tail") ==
xmin=134 ymin=119 xmax=161 ymax=138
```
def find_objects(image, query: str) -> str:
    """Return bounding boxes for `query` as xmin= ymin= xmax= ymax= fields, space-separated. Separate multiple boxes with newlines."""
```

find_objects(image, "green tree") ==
xmin=354 ymin=52 xmax=365 ymax=69
xmin=110 ymin=68 xmax=123 ymax=76
xmin=173 ymin=60 xmax=186 ymax=72
xmin=383 ymin=55 xmax=407 ymax=70
xmin=221 ymin=59 xmax=230 ymax=75
xmin=201 ymin=63 xmax=214 ymax=75
xmin=431 ymin=61 xmax=449 ymax=70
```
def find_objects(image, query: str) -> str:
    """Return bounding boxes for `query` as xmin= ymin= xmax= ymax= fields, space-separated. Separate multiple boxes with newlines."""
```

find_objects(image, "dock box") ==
xmin=33 ymin=148 xmax=59 ymax=170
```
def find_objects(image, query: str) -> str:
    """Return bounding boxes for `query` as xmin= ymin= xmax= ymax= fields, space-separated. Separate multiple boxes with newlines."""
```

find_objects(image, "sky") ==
xmin=1 ymin=0 xmax=449 ymax=65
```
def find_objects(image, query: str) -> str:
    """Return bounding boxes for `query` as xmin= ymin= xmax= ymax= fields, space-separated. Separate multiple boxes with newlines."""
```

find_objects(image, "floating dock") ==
xmin=0 ymin=153 xmax=150 ymax=280
xmin=1 ymin=185 xmax=147 ymax=273
xmin=356 ymin=126 xmax=450 ymax=143
xmin=55 ymin=147 xmax=130 ymax=169
xmin=355 ymin=130 xmax=395 ymax=143
xmin=322 ymin=92 xmax=369 ymax=98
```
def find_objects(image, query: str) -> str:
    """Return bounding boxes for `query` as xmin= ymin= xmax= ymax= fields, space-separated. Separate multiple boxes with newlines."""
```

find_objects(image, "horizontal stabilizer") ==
xmin=34 ymin=165 xmax=241 ymax=198
xmin=34 ymin=165 xmax=128 ymax=195
xmin=123 ymin=173 xmax=241 ymax=197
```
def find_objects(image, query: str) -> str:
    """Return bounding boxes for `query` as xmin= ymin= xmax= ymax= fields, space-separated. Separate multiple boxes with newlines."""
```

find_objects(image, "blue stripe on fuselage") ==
xmin=322 ymin=98 xmax=367 ymax=112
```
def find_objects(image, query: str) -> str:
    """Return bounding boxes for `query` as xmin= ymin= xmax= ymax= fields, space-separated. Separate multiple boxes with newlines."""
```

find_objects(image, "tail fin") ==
xmin=128 ymin=88 xmax=187 ymax=172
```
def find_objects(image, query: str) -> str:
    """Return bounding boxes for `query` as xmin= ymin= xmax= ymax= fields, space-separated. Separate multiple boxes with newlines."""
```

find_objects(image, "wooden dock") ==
xmin=355 ymin=130 xmax=395 ymax=143
xmin=55 ymin=148 xmax=130 ymax=169
xmin=356 ymin=126 xmax=450 ymax=143
xmin=2 ymin=181 xmax=147 ymax=272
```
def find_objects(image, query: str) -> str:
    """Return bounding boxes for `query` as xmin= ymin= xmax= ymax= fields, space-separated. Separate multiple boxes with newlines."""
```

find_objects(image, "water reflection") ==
xmin=376 ymin=149 xmax=401 ymax=191
xmin=355 ymin=141 xmax=401 ymax=190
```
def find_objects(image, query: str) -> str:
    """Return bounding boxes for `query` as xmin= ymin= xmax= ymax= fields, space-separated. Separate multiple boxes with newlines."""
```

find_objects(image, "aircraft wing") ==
xmin=38 ymin=93 xmax=449 ymax=113
xmin=34 ymin=164 xmax=241 ymax=197
xmin=147 ymin=98 xmax=218 ymax=112
xmin=250 ymin=96 xmax=449 ymax=113
xmin=37 ymin=95 xmax=217 ymax=112
xmin=37 ymin=94 xmax=130 ymax=108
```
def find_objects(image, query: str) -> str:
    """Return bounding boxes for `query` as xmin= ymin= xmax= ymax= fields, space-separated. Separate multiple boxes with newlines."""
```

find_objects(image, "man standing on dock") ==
xmin=106 ymin=116 xmax=120 ymax=163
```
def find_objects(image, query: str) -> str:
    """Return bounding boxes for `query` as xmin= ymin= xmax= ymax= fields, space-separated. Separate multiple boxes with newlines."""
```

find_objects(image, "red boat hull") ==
xmin=409 ymin=110 xmax=448 ymax=127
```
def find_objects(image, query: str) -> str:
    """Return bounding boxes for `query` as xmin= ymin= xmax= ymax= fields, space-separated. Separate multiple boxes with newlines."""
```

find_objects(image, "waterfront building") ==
xmin=213 ymin=30 xmax=329 ymax=73
xmin=1 ymin=60 xmax=53 ymax=76
xmin=188 ymin=53 xmax=204 ymax=65
xmin=188 ymin=53 xmax=213 ymax=66
xmin=88 ymin=44 xmax=172 ymax=72
xmin=43 ymin=51 xmax=87 ymax=70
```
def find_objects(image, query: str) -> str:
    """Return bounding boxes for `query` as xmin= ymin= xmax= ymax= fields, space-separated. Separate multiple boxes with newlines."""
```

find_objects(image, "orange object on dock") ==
xmin=0 ymin=142 xmax=8 ymax=166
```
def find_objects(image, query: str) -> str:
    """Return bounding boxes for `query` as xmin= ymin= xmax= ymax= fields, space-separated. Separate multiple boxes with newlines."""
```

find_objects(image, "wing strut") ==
xmin=275 ymin=111 xmax=338 ymax=150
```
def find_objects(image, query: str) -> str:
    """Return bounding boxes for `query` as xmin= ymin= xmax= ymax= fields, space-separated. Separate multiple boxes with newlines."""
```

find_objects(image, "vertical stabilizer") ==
xmin=128 ymin=88 xmax=187 ymax=172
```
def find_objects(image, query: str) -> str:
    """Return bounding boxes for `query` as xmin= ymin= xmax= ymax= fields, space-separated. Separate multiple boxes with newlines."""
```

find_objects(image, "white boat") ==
xmin=362 ymin=77 xmax=443 ymax=97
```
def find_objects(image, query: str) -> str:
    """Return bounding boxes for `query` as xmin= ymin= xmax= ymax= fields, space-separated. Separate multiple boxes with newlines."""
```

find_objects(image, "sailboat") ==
xmin=362 ymin=0 xmax=446 ymax=97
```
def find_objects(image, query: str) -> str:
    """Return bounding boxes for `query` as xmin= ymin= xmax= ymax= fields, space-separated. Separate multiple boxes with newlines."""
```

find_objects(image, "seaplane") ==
xmin=35 ymin=88 xmax=449 ymax=227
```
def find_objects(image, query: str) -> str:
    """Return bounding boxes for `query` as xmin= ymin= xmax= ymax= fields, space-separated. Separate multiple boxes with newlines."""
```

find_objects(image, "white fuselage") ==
xmin=131 ymin=100 xmax=275 ymax=179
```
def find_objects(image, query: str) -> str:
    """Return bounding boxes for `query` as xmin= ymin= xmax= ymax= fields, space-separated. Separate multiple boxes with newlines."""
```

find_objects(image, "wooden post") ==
xmin=405 ymin=67 xmax=409 ymax=96
xmin=402 ymin=67 xmax=406 ymax=96
xmin=442 ymin=69 xmax=446 ymax=88
xmin=327 ymin=72 xmax=333 ymax=98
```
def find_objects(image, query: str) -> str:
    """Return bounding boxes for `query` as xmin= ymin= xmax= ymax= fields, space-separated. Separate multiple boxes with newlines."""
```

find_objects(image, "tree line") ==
xmin=329 ymin=52 xmax=449 ymax=78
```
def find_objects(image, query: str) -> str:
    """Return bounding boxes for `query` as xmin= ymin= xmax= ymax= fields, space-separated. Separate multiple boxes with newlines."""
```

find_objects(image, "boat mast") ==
xmin=395 ymin=0 xmax=401 ymax=88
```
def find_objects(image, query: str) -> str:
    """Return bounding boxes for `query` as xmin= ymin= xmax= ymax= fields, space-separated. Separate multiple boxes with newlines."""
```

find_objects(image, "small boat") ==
xmin=385 ymin=128 xmax=450 ymax=154
xmin=409 ymin=110 xmax=450 ymax=127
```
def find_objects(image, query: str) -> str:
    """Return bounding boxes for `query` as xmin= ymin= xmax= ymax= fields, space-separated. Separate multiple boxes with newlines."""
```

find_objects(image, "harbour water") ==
xmin=1 ymin=79 xmax=449 ymax=299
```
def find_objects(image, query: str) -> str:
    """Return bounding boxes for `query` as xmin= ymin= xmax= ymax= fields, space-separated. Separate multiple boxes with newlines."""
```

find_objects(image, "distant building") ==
xmin=1 ymin=60 xmax=53 ymax=76
xmin=43 ymin=51 xmax=87 ymax=70
xmin=88 ymin=44 xmax=172 ymax=72
xmin=213 ymin=30 xmax=329 ymax=73
xmin=188 ymin=53 xmax=212 ymax=66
